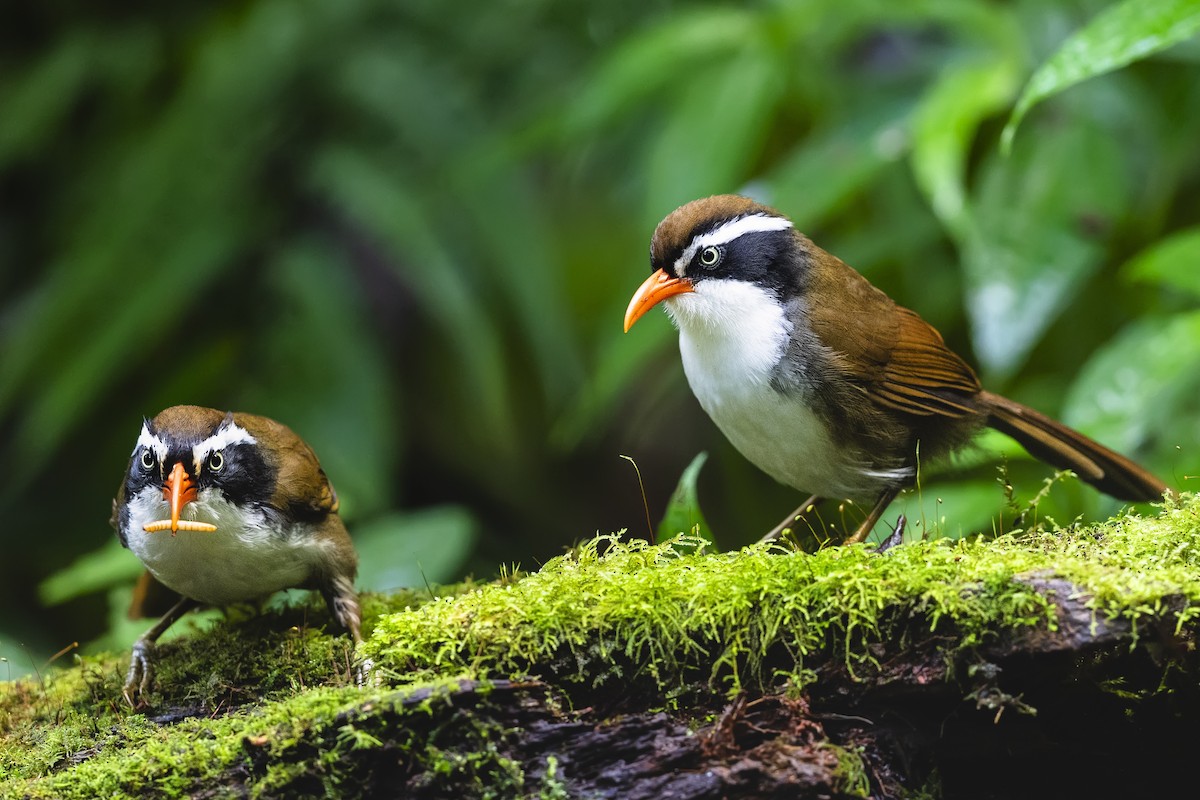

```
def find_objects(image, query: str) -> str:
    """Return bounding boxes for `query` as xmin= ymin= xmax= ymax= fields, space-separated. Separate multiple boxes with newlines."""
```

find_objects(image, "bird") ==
xmin=110 ymin=405 xmax=361 ymax=705
xmin=624 ymin=194 xmax=1168 ymax=545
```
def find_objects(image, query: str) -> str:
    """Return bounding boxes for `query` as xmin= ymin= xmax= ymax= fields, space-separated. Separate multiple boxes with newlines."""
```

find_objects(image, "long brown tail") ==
xmin=979 ymin=390 xmax=1167 ymax=502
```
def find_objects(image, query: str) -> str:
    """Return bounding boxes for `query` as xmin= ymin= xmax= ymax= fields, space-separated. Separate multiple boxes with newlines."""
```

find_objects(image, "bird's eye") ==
xmin=207 ymin=451 xmax=224 ymax=472
xmin=698 ymin=246 xmax=723 ymax=268
xmin=139 ymin=450 xmax=155 ymax=471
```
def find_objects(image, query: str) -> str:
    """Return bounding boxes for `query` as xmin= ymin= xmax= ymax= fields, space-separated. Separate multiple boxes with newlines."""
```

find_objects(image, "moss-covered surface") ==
xmin=3 ymin=494 xmax=1200 ymax=798
xmin=366 ymin=493 xmax=1200 ymax=694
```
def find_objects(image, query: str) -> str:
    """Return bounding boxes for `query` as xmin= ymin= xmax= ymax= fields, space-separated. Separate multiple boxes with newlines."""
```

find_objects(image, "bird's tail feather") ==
xmin=980 ymin=390 xmax=1167 ymax=502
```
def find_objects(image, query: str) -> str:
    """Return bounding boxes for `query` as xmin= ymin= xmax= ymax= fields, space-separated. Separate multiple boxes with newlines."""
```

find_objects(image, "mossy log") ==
xmin=4 ymin=495 xmax=1200 ymax=798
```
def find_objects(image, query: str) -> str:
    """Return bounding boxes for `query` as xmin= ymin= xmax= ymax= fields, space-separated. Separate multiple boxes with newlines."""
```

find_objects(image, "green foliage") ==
xmin=1003 ymin=0 xmax=1200 ymax=149
xmin=655 ymin=451 xmax=714 ymax=548
xmin=2 ymin=0 xmax=1199 ymax=673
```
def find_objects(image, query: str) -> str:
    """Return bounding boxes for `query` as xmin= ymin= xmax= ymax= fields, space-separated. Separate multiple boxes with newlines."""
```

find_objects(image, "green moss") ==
xmin=4 ymin=496 xmax=1200 ymax=797
xmin=364 ymin=493 xmax=1200 ymax=694
xmin=0 ymin=586 xmax=466 ymax=797
xmin=3 ymin=672 xmax=535 ymax=799
xmin=827 ymin=743 xmax=871 ymax=798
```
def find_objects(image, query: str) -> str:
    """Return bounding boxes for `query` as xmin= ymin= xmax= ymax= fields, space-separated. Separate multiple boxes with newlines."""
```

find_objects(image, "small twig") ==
xmin=620 ymin=454 xmax=654 ymax=538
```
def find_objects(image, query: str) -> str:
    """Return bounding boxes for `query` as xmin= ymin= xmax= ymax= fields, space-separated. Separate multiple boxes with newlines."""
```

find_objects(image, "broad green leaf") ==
xmin=911 ymin=55 xmax=1020 ymax=238
xmin=1004 ymin=0 xmax=1200 ymax=149
xmin=1063 ymin=311 xmax=1200 ymax=460
xmin=38 ymin=539 xmax=143 ymax=606
xmin=962 ymin=120 xmax=1126 ymax=378
xmin=352 ymin=507 xmax=479 ymax=591
xmin=1122 ymin=226 xmax=1200 ymax=298
xmin=656 ymin=451 xmax=714 ymax=549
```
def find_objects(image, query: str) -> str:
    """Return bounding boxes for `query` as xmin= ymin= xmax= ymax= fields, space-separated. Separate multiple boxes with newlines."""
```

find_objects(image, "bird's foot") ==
xmin=123 ymin=637 xmax=156 ymax=708
xmin=876 ymin=515 xmax=907 ymax=553
xmin=354 ymin=656 xmax=379 ymax=688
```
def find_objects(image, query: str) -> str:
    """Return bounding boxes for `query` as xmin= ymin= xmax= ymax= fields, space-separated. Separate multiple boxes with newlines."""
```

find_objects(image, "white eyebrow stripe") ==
xmin=135 ymin=424 xmax=168 ymax=462
xmin=192 ymin=421 xmax=257 ymax=475
xmin=673 ymin=213 xmax=794 ymax=276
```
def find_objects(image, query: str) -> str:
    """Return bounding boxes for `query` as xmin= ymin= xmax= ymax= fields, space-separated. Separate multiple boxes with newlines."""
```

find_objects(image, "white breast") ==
xmin=123 ymin=487 xmax=326 ymax=606
xmin=667 ymin=279 xmax=906 ymax=500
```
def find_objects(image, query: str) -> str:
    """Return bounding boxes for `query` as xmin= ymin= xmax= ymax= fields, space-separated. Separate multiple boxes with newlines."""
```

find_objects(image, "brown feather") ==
xmin=643 ymin=194 xmax=1167 ymax=534
xmin=218 ymin=412 xmax=339 ymax=517
xmin=116 ymin=406 xmax=357 ymax=633
xmin=796 ymin=234 xmax=1164 ymax=503
xmin=980 ymin=391 xmax=1167 ymax=502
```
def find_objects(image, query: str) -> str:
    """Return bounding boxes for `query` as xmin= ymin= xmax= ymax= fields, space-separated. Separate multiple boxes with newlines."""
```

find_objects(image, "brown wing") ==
xmin=803 ymin=239 xmax=980 ymax=419
xmin=235 ymin=413 xmax=339 ymax=518
xmin=872 ymin=307 xmax=981 ymax=418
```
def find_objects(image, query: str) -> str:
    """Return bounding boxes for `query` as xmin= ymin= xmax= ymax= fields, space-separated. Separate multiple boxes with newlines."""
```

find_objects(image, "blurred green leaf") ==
xmin=0 ymin=0 xmax=317 ymax=484
xmin=448 ymin=154 xmax=585 ymax=407
xmin=891 ymin=481 xmax=1006 ymax=542
xmin=240 ymin=240 xmax=401 ymax=519
xmin=1064 ymin=310 xmax=1200 ymax=460
xmin=1003 ymin=0 xmax=1200 ymax=149
xmin=911 ymin=55 xmax=1019 ymax=238
xmin=656 ymin=451 xmax=714 ymax=549
xmin=0 ymin=33 xmax=93 ymax=165
xmin=962 ymin=120 xmax=1126 ymax=378
xmin=559 ymin=7 xmax=758 ymax=138
xmin=553 ymin=320 xmax=674 ymax=449
xmin=0 ymin=635 xmax=51 ymax=682
xmin=352 ymin=507 xmax=479 ymax=591
xmin=767 ymin=104 xmax=911 ymax=227
xmin=644 ymin=47 xmax=783 ymax=216
xmin=38 ymin=539 xmax=142 ymax=606
xmin=1123 ymin=226 xmax=1200 ymax=299
xmin=310 ymin=147 xmax=520 ymax=458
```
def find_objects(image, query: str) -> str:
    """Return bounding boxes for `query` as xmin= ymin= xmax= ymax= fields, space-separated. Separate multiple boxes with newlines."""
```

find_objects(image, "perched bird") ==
xmin=624 ymin=195 xmax=1167 ymax=544
xmin=111 ymin=405 xmax=361 ymax=704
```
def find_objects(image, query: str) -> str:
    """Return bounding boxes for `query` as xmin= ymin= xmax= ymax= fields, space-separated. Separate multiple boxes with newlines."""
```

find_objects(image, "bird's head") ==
xmin=120 ymin=406 xmax=274 ymax=535
xmin=624 ymin=194 xmax=805 ymax=333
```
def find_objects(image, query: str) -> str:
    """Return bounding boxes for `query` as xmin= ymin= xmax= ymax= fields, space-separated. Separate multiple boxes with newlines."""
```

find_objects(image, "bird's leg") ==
xmin=321 ymin=572 xmax=362 ymax=644
xmin=124 ymin=596 xmax=198 ymax=707
xmin=321 ymin=572 xmax=369 ymax=685
xmin=844 ymin=488 xmax=901 ymax=544
xmin=760 ymin=494 xmax=823 ymax=544
xmin=876 ymin=514 xmax=907 ymax=553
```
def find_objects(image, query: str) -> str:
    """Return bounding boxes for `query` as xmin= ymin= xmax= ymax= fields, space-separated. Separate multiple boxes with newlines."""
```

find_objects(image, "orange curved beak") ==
xmin=623 ymin=269 xmax=694 ymax=332
xmin=143 ymin=461 xmax=216 ymax=535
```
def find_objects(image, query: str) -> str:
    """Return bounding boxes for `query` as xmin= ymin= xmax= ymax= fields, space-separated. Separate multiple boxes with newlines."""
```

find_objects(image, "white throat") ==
xmin=123 ymin=487 xmax=322 ymax=606
xmin=664 ymin=278 xmax=909 ymax=499
xmin=666 ymin=278 xmax=790 ymax=388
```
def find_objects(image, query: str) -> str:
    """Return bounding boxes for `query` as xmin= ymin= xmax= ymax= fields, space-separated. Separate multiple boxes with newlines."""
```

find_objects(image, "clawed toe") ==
xmin=876 ymin=514 xmax=907 ymax=553
xmin=123 ymin=638 xmax=156 ymax=707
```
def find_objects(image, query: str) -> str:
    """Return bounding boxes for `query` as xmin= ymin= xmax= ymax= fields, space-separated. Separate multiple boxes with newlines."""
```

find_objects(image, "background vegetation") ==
xmin=1 ymin=0 xmax=1198 ymax=677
